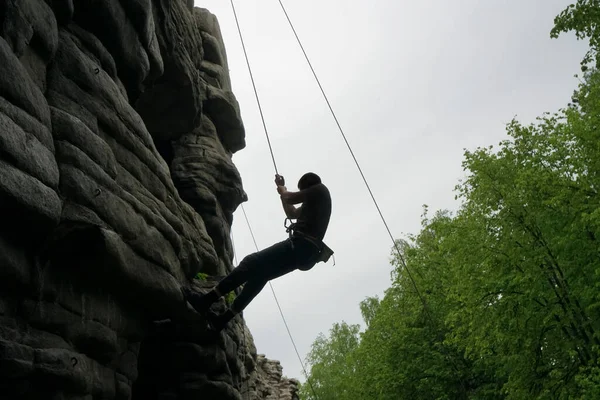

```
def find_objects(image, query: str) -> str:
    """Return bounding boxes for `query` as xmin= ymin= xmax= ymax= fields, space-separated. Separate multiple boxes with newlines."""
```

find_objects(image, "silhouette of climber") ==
xmin=183 ymin=172 xmax=332 ymax=332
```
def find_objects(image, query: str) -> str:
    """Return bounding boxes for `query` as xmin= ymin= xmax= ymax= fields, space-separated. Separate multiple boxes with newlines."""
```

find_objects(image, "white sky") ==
xmin=195 ymin=0 xmax=588 ymax=381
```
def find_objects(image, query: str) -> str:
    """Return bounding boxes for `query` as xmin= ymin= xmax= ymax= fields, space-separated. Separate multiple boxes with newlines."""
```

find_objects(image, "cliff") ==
xmin=0 ymin=0 xmax=297 ymax=398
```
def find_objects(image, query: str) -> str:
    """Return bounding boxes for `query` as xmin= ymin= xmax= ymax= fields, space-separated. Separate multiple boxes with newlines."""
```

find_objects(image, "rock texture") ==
xmin=0 ymin=0 xmax=294 ymax=399
xmin=132 ymin=278 xmax=300 ymax=400
xmin=133 ymin=279 xmax=251 ymax=400
xmin=248 ymin=355 xmax=301 ymax=400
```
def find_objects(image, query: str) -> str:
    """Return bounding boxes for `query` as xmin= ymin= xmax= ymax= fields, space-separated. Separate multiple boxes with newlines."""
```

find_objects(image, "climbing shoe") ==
xmin=183 ymin=287 xmax=220 ymax=313
xmin=206 ymin=309 xmax=237 ymax=332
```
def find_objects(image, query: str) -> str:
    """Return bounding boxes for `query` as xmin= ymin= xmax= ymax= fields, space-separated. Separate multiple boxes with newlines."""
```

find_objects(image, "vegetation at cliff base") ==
xmin=301 ymin=2 xmax=600 ymax=399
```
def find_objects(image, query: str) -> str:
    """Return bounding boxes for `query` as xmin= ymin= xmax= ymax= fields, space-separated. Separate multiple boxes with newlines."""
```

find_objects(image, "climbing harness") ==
xmin=284 ymin=218 xmax=334 ymax=265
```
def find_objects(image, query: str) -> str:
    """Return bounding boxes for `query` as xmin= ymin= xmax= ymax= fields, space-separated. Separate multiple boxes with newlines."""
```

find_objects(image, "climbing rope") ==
xmin=273 ymin=1 xmax=470 ymax=391
xmin=230 ymin=0 xmax=317 ymax=397
xmin=272 ymin=0 xmax=432 ymax=315
xmin=229 ymin=0 xmax=279 ymax=175
xmin=240 ymin=204 xmax=319 ymax=399
xmin=228 ymin=0 xmax=462 ymax=394
xmin=230 ymin=0 xmax=430 ymax=317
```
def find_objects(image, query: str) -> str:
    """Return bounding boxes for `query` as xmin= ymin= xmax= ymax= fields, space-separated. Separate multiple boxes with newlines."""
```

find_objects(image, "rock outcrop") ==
xmin=0 ymin=0 xmax=292 ymax=399
xmin=248 ymin=355 xmax=301 ymax=400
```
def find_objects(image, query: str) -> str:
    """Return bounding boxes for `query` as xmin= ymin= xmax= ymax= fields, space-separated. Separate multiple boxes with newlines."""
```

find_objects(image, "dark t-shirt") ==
xmin=294 ymin=183 xmax=331 ymax=241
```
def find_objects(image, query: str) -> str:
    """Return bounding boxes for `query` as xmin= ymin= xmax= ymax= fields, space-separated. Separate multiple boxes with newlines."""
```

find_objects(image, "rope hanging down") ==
xmin=240 ymin=205 xmax=320 ymax=399
xmin=229 ymin=0 xmax=446 ymax=394
xmin=229 ymin=0 xmax=279 ymax=175
xmin=271 ymin=2 xmax=467 ymax=391
xmin=274 ymin=0 xmax=433 ymax=318
xmin=230 ymin=2 xmax=318 ymax=398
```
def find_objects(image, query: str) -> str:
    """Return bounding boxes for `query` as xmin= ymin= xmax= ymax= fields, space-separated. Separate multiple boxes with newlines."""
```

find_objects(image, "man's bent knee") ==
xmin=238 ymin=252 xmax=260 ymax=270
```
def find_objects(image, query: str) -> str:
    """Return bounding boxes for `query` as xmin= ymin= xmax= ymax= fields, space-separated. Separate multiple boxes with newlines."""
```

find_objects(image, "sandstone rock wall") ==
xmin=0 ymin=0 xmax=278 ymax=398
xmin=132 ymin=278 xmax=301 ymax=400
xmin=247 ymin=355 xmax=301 ymax=400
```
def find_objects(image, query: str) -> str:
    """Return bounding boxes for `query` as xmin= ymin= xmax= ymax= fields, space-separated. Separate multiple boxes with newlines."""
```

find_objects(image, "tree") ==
xmin=300 ymin=3 xmax=600 ymax=398
xmin=359 ymin=296 xmax=380 ymax=328
xmin=302 ymin=75 xmax=600 ymax=400
xmin=350 ymin=210 xmax=502 ymax=400
xmin=300 ymin=322 xmax=361 ymax=400
xmin=551 ymin=0 xmax=600 ymax=69
xmin=446 ymin=108 xmax=600 ymax=398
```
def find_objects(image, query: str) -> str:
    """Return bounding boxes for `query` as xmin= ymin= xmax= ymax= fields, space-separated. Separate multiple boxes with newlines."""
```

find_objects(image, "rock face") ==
xmin=133 ymin=278 xmax=252 ymax=399
xmin=248 ymin=355 xmax=301 ymax=400
xmin=132 ymin=278 xmax=301 ymax=400
xmin=0 ymin=0 xmax=292 ymax=399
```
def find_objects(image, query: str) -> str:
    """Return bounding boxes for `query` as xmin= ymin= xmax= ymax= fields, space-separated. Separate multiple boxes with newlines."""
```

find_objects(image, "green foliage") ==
xmin=551 ymin=0 xmax=600 ymax=69
xmin=359 ymin=296 xmax=380 ymax=328
xmin=192 ymin=273 xmax=235 ymax=305
xmin=226 ymin=291 xmax=235 ymax=306
xmin=300 ymin=4 xmax=600 ymax=398
xmin=195 ymin=272 xmax=208 ymax=281
xmin=299 ymin=322 xmax=361 ymax=400
xmin=446 ymin=88 xmax=600 ymax=398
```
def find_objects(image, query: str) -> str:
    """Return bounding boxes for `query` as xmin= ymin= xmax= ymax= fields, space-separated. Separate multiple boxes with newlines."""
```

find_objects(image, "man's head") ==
xmin=298 ymin=172 xmax=321 ymax=191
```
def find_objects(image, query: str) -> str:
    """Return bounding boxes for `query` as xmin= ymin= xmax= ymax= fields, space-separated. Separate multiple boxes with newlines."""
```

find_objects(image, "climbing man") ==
xmin=183 ymin=172 xmax=333 ymax=332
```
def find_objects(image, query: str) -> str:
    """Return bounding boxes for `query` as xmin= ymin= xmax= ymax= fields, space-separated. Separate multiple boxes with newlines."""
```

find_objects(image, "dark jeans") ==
xmin=217 ymin=236 xmax=319 ymax=313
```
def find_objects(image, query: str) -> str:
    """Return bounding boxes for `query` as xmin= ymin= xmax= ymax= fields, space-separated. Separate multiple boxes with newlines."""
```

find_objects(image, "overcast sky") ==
xmin=195 ymin=0 xmax=587 ymax=381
